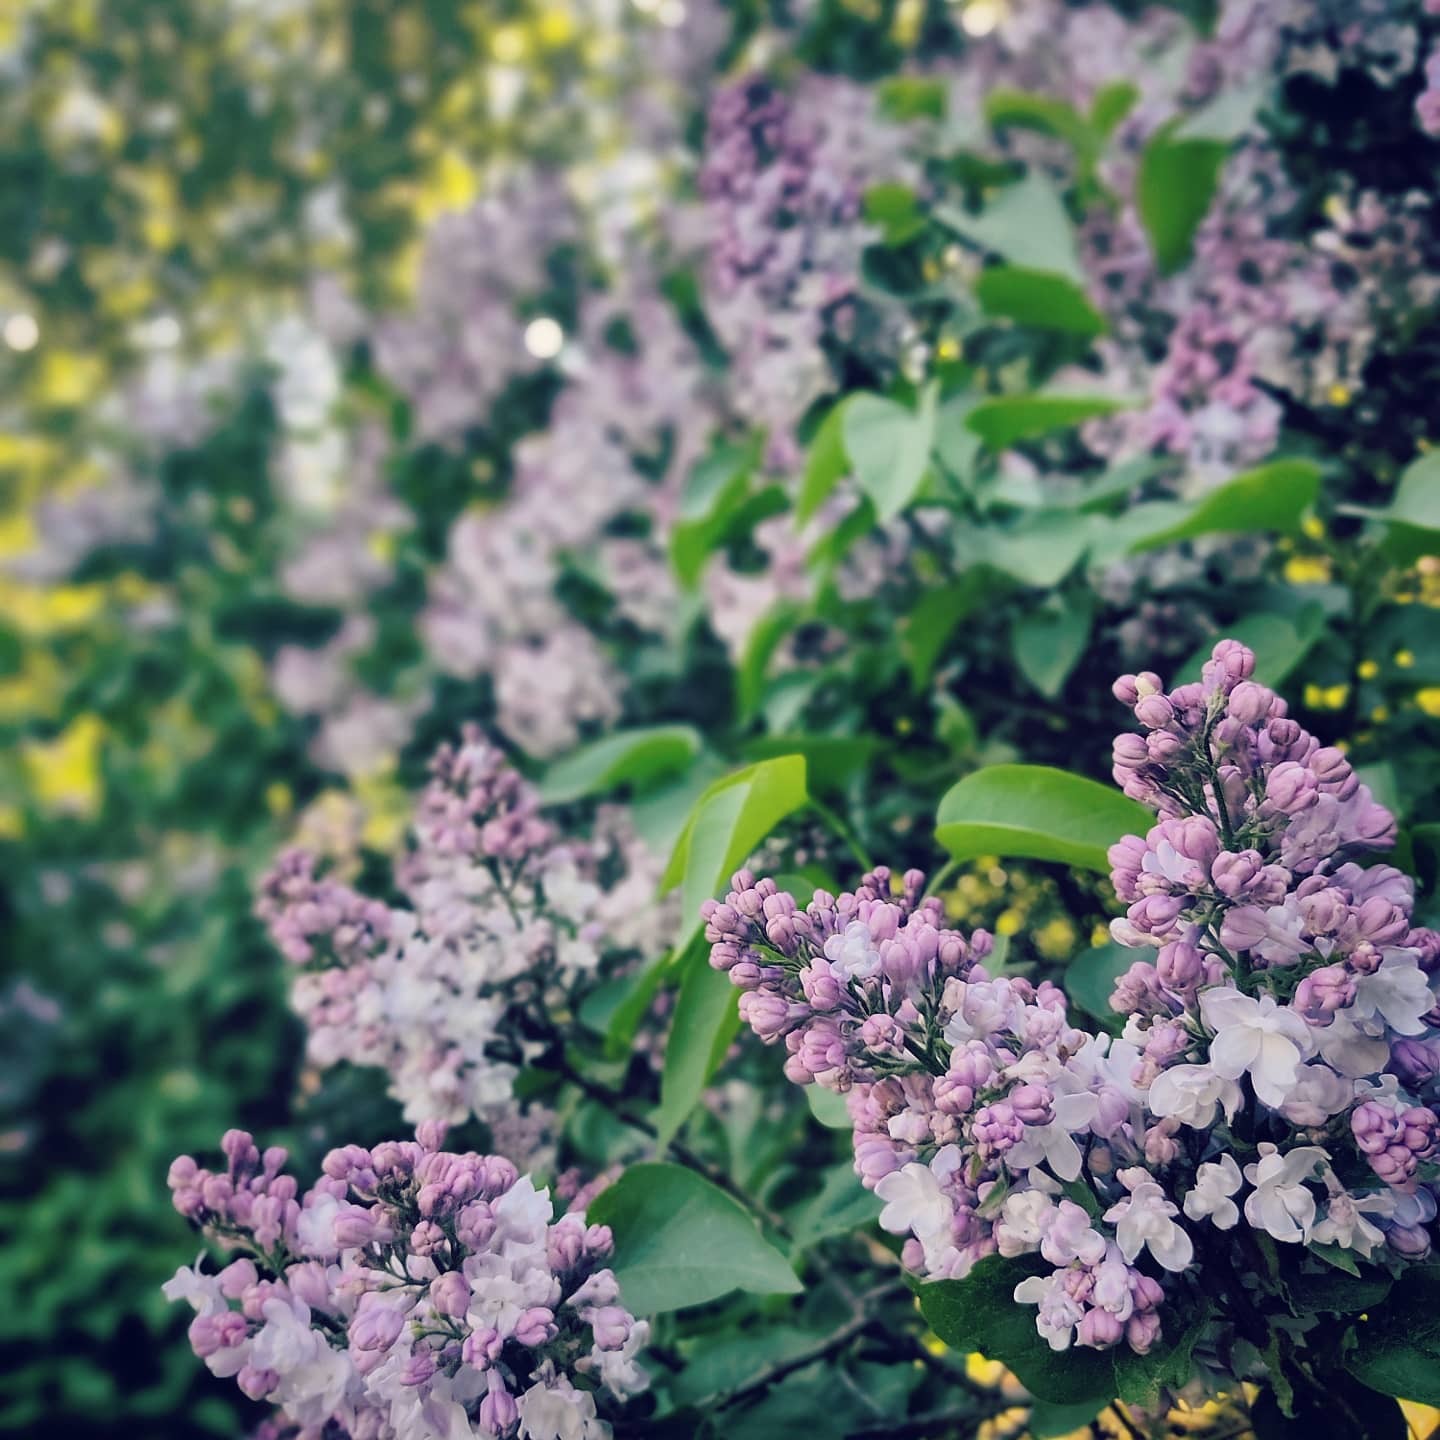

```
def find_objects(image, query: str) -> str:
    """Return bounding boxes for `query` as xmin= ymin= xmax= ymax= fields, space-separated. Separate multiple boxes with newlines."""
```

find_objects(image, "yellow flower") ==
xmin=23 ymin=712 xmax=105 ymax=818
xmin=1415 ymin=688 xmax=1440 ymax=718
xmin=1396 ymin=649 xmax=1416 ymax=668
xmin=1357 ymin=659 xmax=1380 ymax=680
xmin=1284 ymin=554 xmax=1330 ymax=585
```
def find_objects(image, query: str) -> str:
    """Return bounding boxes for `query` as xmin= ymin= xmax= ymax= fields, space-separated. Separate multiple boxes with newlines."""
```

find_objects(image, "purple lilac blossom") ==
xmin=257 ymin=727 xmax=673 ymax=1143
xmin=708 ymin=639 xmax=1440 ymax=1361
xmin=165 ymin=1125 xmax=646 ymax=1439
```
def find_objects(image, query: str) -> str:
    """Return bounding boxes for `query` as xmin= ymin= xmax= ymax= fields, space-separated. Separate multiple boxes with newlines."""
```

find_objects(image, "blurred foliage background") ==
xmin=7 ymin=0 xmax=1440 ymax=1436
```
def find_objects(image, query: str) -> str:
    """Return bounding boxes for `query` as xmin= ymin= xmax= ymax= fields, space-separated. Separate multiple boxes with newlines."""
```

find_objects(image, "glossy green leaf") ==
xmin=1345 ymin=1264 xmax=1440 ymax=1404
xmin=1137 ymin=128 xmax=1228 ymax=273
xmin=965 ymin=392 xmax=1132 ymax=450
xmin=1126 ymin=458 xmax=1321 ymax=552
xmin=975 ymin=265 xmax=1106 ymax=337
xmin=586 ymin=1162 xmax=802 ymax=1313
xmin=660 ymin=755 xmax=809 ymax=950
xmin=539 ymin=725 xmax=702 ymax=804
xmin=656 ymin=943 xmax=742 ymax=1145
xmin=841 ymin=383 xmax=938 ymax=523
xmin=936 ymin=764 xmax=1153 ymax=871
xmin=1063 ymin=943 xmax=1133 ymax=1028
xmin=915 ymin=1256 xmax=1116 ymax=1405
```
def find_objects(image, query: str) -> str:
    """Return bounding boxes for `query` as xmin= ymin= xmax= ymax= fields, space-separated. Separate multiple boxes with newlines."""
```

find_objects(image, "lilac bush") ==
xmin=708 ymin=639 xmax=1440 ymax=1383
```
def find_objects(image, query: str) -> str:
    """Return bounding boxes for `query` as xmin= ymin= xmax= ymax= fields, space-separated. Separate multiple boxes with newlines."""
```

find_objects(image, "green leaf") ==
xmin=915 ymin=1255 xmax=1116 ymax=1405
xmin=1345 ymin=1264 xmax=1440 ymax=1404
xmin=539 ymin=725 xmax=702 ymax=804
xmin=984 ymin=88 xmax=1094 ymax=151
xmin=980 ymin=512 xmax=1092 ymax=589
xmin=669 ymin=1326 xmax=823 ymax=1407
xmin=1012 ymin=598 xmax=1094 ymax=697
xmin=804 ymin=1085 xmax=851 ymax=1130
xmin=660 ymin=756 xmax=809 ymax=950
xmin=586 ymin=1162 xmax=802 ymax=1314
xmin=788 ymin=1162 xmax=882 ymax=1252
xmin=1029 ymin=1398 xmax=1106 ymax=1438
xmin=878 ymin=76 xmax=947 ymax=120
xmin=965 ymin=392 xmax=1131 ymax=451
xmin=937 ymin=174 xmax=1084 ymax=284
xmin=1091 ymin=81 xmax=1139 ymax=138
xmin=1136 ymin=127 xmax=1228 ymax=273
xmin=794 ymin=403 xmax=850 ymax=525
xmin=670 ymin=436 xmax=764 ymax=587
xmin=936 ymin=764 xmax=1153 ymax=871
xmin=656 ymin=943 xmax=742 ymax=1145
xmin=1283 ymin=1253 xmax=1391 ymax=1313
xmin=1352 ymin=450 xmax=1440 ymax=533
xmin=1112 ymin=1319 xmax=1202 ymax=1407
xmin=975 ymin=265 xmax=1106 ymax=337
xmin=736 ymin=601 xmax=805 ymax=722
xmin=1253 ymin=1374 xmax=1406 ymax=1440
xmin=1176 ymin=608 xmax=1326 ymax=689
xmin=863 ymin=182 xmax=926 ymax=246
xmin=841 ymin=383 xmax=938 ymax=523
xmin=1126 ymin=458 xmax=1321 ymax=552
xmin=903 ymin=572 xmax=989 ymax=689
xmin=1063 ymin=943 xmax=1133 ymax=1027
xmin=601 ymin=951 xmax=670 ymax=1060
xmin=933 ymin=396 xmax=982 ymax=487
xmin=743 ymin=734 xmax=876 ymax=793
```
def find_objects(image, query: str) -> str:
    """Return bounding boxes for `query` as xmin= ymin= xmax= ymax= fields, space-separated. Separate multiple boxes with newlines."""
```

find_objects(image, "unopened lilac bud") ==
xmin=1077 ymin=1309 xmax=1124 ymax=1348
xmin=1113 ymin=675 xmax=1141 ymax=706
xmin=430 ymin=1270 xmax=470 ymax=1318
xmin=1227 ymin=681 xmax=1272 ymax=725
xmin=463 ymin=1326 xmax=503 ymax=1370
xmin=1387 ymin=1224 xmax=1433 ymax=1259
xmin=1157 ymin=940 xmax=1204 ymax=990
xmin=1203 ymin=639 xmax=1255 ymax=688
xmin=1266 ymin=762 xmax=1318 ymax=815
xmin=1008 ymin=1083 xmax=1054 ymax=1126
xmin=1113 ymin=733 xmax=1150 ymax=771
xmin=237 ymin=1364 xmax=279 ymax=1401
xmin=589 ymin=1305 xmax=634 ymax=1350
xmin=1293 ymin=965 xmax=1355 ymax=1024
xmin=1391 ymin=1038 xmax=1440 ymax=1089
xmin=1126 ymin=1312 xmax=1163 ymax=1353
xmin=349 ymin=1296 xmax=405 ymax=1352
xmin=479 ymin=1371 xmax=518 ymax=1433
xmin=514 ymin=1305 xmax=557 ymax=1346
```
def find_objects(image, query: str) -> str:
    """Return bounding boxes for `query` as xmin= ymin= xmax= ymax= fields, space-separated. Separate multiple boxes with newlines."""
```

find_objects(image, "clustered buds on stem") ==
xmin=710 ymin=641 xmax=1440 ymax=1363
xmin=255 ymin=727 xmax=670 ymax=1138
xmin=165 ymin=1125 xmax=646 ymax=1440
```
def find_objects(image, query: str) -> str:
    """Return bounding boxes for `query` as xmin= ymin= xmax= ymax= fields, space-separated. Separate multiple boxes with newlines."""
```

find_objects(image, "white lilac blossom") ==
xmin=257 ymin=727 xmax=672 ymax=1140
xmin=709 ymin=639 xmax=1440 ymax=1363
xmin=165 ymin=1125 xmax=647 ymax=1439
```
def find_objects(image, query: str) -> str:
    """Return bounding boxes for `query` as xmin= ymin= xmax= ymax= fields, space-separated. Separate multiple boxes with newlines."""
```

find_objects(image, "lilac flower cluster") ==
xmin=165 ymin=1125 xmax=647 ymax=1439
xmin=421 ymin=278 xmax=711 ymax=756
xmin=708 ymin=640 xmax=1440 ymax=1362
xmin=371 ymin=175 xmax=579 ymax=449
xmin=258 ymin=727 xmax=671 ymax=1138
xmin=698 ymin=75 xmax=910 ymax=470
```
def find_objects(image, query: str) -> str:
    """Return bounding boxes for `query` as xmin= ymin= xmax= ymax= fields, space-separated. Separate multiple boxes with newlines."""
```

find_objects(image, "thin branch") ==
xmin=716 ymin=1293 xmax=898 ymax=1413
